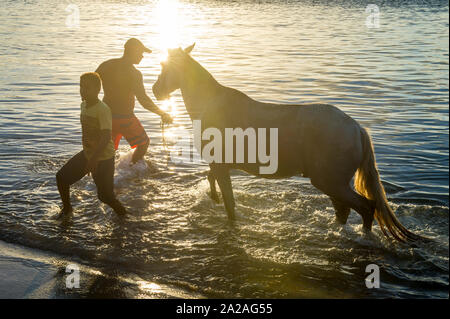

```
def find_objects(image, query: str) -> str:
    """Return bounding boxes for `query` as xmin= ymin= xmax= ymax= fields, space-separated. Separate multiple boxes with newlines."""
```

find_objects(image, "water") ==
xmin=0 ymin=0 xmax=448 ymax=298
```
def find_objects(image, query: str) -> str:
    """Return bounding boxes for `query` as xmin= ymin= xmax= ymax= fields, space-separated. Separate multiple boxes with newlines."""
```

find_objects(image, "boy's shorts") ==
xmin=112 ymin=114 xmax=150 ymax=150
xmin=56 ymin=150 xmax=116 ymax=202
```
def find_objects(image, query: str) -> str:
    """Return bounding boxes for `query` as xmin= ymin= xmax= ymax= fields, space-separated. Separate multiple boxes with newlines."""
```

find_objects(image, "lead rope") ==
xmin=161 ymin=103 xmax=174 ymax=151
xmin=160 ymin=120 xmax=167 ymax=151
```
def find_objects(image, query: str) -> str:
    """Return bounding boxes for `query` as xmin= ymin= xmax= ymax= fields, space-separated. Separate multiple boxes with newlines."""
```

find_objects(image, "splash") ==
xmin=114 ymin=150 xmax=149 ymax=189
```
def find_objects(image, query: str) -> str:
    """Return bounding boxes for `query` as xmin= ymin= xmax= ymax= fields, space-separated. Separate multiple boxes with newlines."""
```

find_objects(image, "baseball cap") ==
xmin=124 ymin=38 xmax=152 ymax=53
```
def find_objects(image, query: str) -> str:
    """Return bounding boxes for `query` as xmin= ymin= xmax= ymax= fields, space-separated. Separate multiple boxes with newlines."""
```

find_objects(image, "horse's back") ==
xmin=216 ymin=86 xmax=356 ymax=127
xmin=203 ymin=87 xmax=363 ymax=179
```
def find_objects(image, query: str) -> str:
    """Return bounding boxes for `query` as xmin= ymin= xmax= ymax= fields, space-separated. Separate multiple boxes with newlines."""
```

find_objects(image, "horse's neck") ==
xmin=180 ymin=59 xmax=222 ymax=120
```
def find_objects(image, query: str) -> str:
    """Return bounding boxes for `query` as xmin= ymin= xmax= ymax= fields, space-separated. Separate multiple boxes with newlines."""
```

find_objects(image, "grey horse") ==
xmin=153 ymin=44 xmax=420 ymax=242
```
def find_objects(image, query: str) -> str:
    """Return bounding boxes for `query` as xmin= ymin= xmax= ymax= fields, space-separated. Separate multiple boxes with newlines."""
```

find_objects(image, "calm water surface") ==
xmin=0 ymin=0 xmax=448 ymax=298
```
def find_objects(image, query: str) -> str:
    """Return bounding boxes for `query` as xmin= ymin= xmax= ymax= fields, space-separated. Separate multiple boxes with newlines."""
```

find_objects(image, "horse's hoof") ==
xmin=362 ymin=212 xmax=374 ymax=231
xmin=363 ymin=219 xmax=374 ymax=231
xmin=362 ymin=222 xmax=373 ymax=233
xmin=227 ymin=211 xmax=236 ymax=220
xmin=335 ymin=217 xmax=348 ymax=225
xmin=209 ymin=192 xmax=220 ymax=204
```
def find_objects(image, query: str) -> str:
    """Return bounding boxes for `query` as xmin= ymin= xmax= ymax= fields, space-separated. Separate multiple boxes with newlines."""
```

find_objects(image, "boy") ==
xmin=56 ymin=72 xmax=127 ymax=216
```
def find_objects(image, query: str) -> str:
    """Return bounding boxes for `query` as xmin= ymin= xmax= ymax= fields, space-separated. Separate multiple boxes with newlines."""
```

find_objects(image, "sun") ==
xmin=155 ymin=0 xmax=181 ymax=62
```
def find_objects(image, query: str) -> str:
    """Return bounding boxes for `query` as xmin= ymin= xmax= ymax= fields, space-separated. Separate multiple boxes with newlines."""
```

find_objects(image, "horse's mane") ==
xmin=171 ymin=48 xmax=218 ymax=86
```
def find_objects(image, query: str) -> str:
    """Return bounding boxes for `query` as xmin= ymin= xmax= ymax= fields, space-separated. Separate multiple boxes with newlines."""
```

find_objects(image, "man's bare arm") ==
xmin=137 ymin=91 xmax=165 ymax=116
xmin=134 ymin=71 xmax=171 ymax=120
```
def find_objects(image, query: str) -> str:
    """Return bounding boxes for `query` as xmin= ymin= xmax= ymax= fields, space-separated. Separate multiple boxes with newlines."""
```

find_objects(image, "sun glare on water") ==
xmin=161 ymin=97 xmax=176 ymax=116
xmin=154 ymin=0 xmax=182 ymax=117
xmin=155 ymin=0 xmax=181 ymax=61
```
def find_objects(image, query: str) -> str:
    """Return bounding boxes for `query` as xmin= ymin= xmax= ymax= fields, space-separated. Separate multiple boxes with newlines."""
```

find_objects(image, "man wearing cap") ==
xmin=96 ymin=38 xmax=173 ymax=164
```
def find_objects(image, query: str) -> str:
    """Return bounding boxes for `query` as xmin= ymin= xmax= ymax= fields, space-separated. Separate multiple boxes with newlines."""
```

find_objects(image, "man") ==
xmin=96 ymin=38 xmax=173 ymax=164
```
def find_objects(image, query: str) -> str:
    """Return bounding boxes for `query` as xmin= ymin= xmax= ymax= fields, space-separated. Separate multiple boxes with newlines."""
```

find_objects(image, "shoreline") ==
xmin=0 ymin=240 xmax=203 ymax=299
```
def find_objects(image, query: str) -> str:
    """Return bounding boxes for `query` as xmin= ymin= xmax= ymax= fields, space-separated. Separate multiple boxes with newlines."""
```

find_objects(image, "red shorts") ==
xmin=112 ymin=114 xmax=149 ymax=150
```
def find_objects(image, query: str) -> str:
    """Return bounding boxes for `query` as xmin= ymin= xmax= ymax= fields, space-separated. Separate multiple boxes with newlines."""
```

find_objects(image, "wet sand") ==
xmin=0 ymin=240 xmax=202 ymax=299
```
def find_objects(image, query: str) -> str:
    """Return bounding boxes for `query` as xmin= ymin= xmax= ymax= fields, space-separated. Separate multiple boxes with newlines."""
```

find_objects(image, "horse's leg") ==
xmin=207 ymin=169 xmax=220 ymax=203
xmin=330 ymin=197 xmax=351 ymax=225
xmin=335 ymin=188 xmax=374 ymax=231
xmin=313 ymin=179 xmax=375 ymax=230
xmin=213 ymin=167 xmax=235 ymax=219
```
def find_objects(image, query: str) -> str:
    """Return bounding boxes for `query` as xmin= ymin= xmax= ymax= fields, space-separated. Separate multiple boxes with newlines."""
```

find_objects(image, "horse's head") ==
xmin=152 ymin=43 xmax=195 ymax=101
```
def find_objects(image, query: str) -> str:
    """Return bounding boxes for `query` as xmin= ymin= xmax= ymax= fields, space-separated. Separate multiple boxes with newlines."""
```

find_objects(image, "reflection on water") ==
xmin=0 ymin=0 xmax=448 ymax=298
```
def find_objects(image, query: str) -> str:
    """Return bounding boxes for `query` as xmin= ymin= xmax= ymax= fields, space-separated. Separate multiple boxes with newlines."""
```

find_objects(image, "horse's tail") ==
xmin=354 ymin=127 xmax=421 ymax=242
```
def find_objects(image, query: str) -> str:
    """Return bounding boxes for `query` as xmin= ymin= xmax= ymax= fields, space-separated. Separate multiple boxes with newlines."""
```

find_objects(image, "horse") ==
xmin=152 ymin=44 xmax=420 ymax=243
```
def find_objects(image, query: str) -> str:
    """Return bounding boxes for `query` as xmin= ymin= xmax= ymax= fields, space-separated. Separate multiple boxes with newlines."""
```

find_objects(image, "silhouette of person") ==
xmin=96 ymin=38 xmax=172 ymax=164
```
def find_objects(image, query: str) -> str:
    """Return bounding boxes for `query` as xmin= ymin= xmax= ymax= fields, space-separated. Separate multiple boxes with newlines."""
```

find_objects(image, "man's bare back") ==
xmin=96 ymin=58 xmax=147 ymax=116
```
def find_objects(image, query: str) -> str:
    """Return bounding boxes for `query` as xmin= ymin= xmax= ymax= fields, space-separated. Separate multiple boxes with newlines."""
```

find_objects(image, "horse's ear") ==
xmin=184 ymin=43 xmax=195 ymax=54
